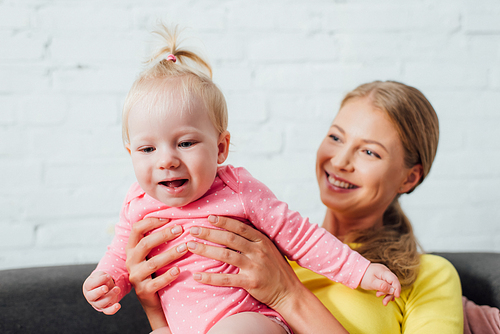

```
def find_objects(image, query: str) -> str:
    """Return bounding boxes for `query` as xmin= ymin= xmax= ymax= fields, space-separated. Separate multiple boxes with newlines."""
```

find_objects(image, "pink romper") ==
xmin=95 ymin=165 xmax=370 ymax=334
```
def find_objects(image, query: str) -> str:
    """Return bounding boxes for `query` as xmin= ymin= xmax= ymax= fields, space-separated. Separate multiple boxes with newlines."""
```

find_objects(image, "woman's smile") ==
xmin=325 ymin=172 xmax=359 ymax=191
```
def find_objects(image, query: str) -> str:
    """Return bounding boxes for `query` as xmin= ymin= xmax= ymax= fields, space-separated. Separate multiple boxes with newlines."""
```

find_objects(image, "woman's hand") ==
xmin=187 ymin=215 xmax=301 ymax=309
xmin=187 ymin=215 xmax=348 ymax=334
xmin=125 ymin=217 xmax=188 ymax=330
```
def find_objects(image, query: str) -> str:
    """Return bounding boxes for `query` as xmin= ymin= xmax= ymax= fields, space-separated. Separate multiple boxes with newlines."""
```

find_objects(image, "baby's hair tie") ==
xmin=166 ymin=54 xmax=177 ymax=62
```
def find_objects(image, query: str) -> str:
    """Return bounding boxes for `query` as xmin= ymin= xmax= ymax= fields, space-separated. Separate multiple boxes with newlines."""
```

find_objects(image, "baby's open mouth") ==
xmin=160 ymin=179 xmax=187 ymax=188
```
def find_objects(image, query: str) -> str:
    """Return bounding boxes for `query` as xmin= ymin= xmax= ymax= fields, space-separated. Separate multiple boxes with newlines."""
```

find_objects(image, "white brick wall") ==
xmin=1 ymin=0 xmax=499 ymax=270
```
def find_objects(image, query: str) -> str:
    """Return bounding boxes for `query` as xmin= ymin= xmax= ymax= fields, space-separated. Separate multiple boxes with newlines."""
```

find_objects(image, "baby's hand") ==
xmin=82 ymin=271 xmax=122 ymax=314
xmin=360 ymin=263 xmax=401 ymax=306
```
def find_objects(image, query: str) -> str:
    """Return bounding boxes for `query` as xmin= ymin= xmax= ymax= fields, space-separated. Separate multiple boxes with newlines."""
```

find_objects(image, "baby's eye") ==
xmin=179 ymin=141 xmax=195 ymax=148
xmin=141 ymin=147 xmax=155 ymax=153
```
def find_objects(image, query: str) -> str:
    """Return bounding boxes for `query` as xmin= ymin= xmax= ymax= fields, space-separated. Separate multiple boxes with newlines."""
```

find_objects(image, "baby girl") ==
xmin=83 ymin=24 xmax=401 ymax=334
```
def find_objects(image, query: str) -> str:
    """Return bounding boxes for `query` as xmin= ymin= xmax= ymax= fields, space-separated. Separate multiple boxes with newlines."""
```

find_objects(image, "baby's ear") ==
xmin=217 ymin=131 xmax=230 ymax=164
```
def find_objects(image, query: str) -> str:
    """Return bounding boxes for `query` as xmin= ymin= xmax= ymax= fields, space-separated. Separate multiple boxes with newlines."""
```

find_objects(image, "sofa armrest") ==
xmin=434 ymin=252 xmax=500 ymax=309
xmin=0 ymin=264 xmax=151 ymax=334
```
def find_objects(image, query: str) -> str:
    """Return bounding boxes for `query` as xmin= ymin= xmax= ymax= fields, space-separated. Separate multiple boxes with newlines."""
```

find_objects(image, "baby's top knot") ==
xmin=166 ymin=54 xmax=177 ymax=62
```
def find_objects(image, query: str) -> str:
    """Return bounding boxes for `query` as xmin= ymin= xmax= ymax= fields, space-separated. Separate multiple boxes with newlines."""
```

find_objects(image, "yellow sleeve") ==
xmin=291 ymin=260 xmax=403 ymax=333
xmin=401 ymin=254 xmax=463 ymax=334
xmin=292 ymin=254 xmax=463 ymax=334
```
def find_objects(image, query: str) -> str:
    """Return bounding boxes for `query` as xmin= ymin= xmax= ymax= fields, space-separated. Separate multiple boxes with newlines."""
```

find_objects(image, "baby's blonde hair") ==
xmin=122 ymin=24 xmax=228 ymax=145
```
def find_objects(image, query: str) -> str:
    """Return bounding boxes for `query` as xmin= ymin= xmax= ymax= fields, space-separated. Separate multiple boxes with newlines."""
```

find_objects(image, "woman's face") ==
xmin=316 ymin=97 xmax=417 ymax=220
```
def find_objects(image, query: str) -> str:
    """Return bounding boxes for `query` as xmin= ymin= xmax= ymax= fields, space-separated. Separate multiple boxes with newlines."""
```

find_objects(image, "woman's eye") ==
xmin=329 ymin=135 xmax=340 ymax=142
xmin=365 ymin=150 xmax=381 ymax=159
xmin=179 ymin=141 xmax=194 ymax=148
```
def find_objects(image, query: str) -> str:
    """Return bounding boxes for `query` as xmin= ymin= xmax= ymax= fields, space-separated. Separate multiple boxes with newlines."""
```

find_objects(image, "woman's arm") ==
xmin=187 ymin=215 xmax=348 ymax=334
xmin=125 ymin=218 xmax=188 ymax=331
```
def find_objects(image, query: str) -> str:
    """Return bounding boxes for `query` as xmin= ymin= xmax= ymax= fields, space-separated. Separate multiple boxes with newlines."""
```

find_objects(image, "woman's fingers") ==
xmin=125 ymin=217 xmax=185 ymax=293
xmin=191 ymin=216 xmax=268 ymax=255
xmin=190 ymin=227 xmax=252 ymax=255
xmin=208 ymin=215 xmax=263 ymax=243
xmin=126 ymin=220 xmax=181 ymax=263
xmin=185 ymin=216 xmax=306 ymax=309
xmin=141 ymin=267 xmax=181 ymax=295
xmin=128 ymin=243 xmax=188 ymax=283
xmin=186 ymin=241 xmax=243 ymax=268
xmin=127 ymin=218 xmax=171 ymax=250
xmin=145 ymin=243 xmax=188 ymax=273
xmin=193 ymin=271 xmax=247 ymax=288
xmin=133 ymin=266 xmax=182 ymax=299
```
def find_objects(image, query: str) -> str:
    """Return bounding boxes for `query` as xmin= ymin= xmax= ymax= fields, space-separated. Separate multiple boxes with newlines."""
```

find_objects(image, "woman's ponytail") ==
xmin=344 ymin=197 xmax=421 ymax=288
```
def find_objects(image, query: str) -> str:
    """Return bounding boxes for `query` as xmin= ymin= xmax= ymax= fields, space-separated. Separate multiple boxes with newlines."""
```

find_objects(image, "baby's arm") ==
xmin=83 ymin=195 xmax=140 ymax=314
xmin=85 ymin=189 xmax=138 ymax=312
xmin=360 ymin=263 xmax=401 ymax=305
xmin=82 ymin=271 xmax=122 ymax=315
xmin=235 ymin=168 xmax=401 ymax=302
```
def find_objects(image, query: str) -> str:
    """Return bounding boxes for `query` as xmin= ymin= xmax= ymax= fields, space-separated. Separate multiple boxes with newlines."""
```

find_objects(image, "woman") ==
xmin=123 ymin=81 xmax=463 ymax=333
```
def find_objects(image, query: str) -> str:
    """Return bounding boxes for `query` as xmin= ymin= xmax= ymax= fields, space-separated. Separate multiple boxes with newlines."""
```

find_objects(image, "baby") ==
xmin=83 ymin=24 xmax=401 ymax=334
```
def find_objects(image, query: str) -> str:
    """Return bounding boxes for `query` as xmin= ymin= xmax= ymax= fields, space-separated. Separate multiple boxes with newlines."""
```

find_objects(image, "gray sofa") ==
xmin=1 ymin=252 xmax=499 ymax=334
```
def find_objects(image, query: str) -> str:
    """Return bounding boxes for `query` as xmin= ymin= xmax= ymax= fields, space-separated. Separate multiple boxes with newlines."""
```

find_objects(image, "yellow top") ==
xmin=291 ymin=254 xmax=463 ymax=333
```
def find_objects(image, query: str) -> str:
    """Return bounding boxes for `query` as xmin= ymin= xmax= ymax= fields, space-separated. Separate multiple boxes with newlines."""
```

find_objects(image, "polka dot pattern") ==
xmin=95 ymin=165 xmax=370 ymax=333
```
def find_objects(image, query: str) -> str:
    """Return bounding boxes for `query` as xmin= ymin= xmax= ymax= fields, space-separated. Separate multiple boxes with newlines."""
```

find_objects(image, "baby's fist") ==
xmin=360 ymin=263 xmax=401 ymax=305
xmin=83 ymin=271 xmax=122 ymax=314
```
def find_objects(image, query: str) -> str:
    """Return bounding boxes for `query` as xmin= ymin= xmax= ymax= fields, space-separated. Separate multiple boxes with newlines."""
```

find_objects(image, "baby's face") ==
xmin=126 ymin=94 xmax=228 ymax=207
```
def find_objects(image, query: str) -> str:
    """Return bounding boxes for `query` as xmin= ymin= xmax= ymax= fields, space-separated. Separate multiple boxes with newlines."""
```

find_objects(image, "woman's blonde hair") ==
xmin=341 ymin=81 xmax=439 ymax=288
xmin=122 ymin=24 xmax=228 ymax=145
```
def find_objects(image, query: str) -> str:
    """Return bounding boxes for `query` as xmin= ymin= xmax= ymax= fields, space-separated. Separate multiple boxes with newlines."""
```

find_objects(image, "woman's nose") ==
xmin=330 ymin=149 xmax=354 ymax=172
